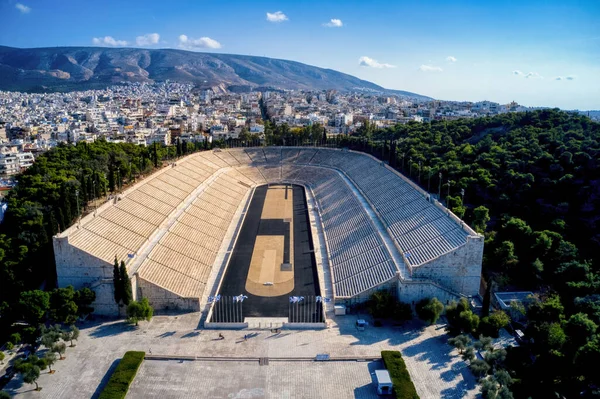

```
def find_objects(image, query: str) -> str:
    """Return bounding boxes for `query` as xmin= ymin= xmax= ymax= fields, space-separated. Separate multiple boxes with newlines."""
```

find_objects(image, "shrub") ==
xmin=416 ymin=297 xmax=444 ymax=324
xmin=367 ymin=291 xmax=412 ymax=323
xmin=9 ymin=333 xmax=21 ymax=345
xmin=367 ymin=291 xmax=394 ymax=319
xmin=126 ymin=298 xmax=153 ymax=326
xmin=446 ymin=298 xmax=480 ymax=334
xmin=4 ymin=342 xmax=13 ymax=351
xmin=98 ymin=351 xmax=145 ymax=399
xmin=393 ymin=301 xmax=413 ymax=323
xmin=469 ymin=359 xmax=491 ymax=378
xmin=448 ymin=334 xmax=472 ymax=354
xmin=480 ymin=310 xmax=510 ymax=338
xmin=462 ymin=347 xmax=476 ymax=362
xmin=381 ymin=351 xmax=420 ymax=399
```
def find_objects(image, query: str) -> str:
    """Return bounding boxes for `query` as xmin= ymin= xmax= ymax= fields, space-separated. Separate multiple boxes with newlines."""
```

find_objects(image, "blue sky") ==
xmin=1 ymin=0 xmax=599 ymax=109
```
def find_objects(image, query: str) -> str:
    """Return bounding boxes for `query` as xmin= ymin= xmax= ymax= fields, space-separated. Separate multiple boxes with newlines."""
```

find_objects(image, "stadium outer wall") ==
xmin=53 ymin=147 xmax=484 ymax=316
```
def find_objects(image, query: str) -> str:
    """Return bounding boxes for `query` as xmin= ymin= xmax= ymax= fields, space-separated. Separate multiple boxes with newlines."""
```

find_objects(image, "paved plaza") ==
xmin=3 ymin=313 xmax=478 ymax=399
xmin=128 ymin=359 xmax=385 ymax=399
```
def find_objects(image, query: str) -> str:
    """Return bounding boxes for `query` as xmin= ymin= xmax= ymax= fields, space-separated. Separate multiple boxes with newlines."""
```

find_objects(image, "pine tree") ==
xmin=120 ymin=261 xmax=132 ymax=305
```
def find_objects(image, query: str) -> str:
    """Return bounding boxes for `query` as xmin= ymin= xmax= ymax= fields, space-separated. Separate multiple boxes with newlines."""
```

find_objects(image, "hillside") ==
xmin=0 ymin=46 xmax=431 ymax=99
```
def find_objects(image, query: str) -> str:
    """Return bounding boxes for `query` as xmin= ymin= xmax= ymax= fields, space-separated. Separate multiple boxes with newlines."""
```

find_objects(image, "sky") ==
xmin=0 ymin=0 xmax=599 ymax=109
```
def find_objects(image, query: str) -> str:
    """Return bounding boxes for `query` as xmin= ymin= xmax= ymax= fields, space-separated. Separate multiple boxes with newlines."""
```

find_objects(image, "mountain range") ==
xmin=0 ymin=46 xmax=431 ymax=100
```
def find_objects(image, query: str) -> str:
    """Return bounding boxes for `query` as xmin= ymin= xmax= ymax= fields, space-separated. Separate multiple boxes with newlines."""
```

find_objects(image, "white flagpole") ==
xmin=228 ymin=296 xmax=231 ymax=323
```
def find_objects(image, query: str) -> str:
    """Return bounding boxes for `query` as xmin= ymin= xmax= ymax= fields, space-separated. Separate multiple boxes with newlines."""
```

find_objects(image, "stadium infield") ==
xmin=214 ymin=184 xmax=321 ymax=321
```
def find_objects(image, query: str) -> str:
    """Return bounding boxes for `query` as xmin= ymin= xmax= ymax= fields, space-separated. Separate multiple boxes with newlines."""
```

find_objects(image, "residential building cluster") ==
xmin=0 ymin=81 xmax=543 ymax=176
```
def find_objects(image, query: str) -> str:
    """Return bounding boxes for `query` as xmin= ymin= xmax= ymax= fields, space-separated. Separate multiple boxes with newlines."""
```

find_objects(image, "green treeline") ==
xmin=347 ymin=109 xmax=600 ymax=398
xmin=0 ymin=139 xmax=207 ymax=319
xmin=257 ymin=109 xmax=600 ymax=397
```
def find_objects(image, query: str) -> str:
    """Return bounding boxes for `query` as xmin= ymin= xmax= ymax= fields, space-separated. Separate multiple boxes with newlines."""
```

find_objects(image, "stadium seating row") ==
xmin=136 ymin=169 xmax=252 ymax=298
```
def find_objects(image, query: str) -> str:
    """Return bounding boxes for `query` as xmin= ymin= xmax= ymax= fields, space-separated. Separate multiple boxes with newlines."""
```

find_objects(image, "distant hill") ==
xmin=0 ymin=46 xmax=431 ymax=100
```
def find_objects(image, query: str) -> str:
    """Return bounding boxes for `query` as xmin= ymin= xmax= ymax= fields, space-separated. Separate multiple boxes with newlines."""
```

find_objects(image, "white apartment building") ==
xmin=0 ymin=147 xmax=35 ymax=176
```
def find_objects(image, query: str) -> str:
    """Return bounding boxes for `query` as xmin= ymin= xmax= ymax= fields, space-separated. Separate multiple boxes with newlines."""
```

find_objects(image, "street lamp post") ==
xmin=438 ymin=172 xmax=442 ymax=200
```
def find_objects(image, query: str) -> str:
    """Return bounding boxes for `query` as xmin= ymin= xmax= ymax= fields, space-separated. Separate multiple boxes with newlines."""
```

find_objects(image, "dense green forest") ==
xmin=0 ymin=109 xmax=598 ymax=397
xmin=0 ymin=138 xmax=208 ymax=321
xmin=262 ymin=109 xmax=600 ymax=398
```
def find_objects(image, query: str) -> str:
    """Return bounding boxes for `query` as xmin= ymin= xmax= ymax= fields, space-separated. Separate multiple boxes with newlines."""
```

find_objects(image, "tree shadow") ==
xmin=90 ymin=358 xmax=120 ymax=399
xmin=264 ymin=332 xmax=291 ymax=339
xmin=4 ymin=373 xmax=25 ymax=396
xmin=181 ymin=331 xmax=200 ymax=339
xmin=401 ymin=335 xmax=453 ymax=371
xmin=440 ymin=362 xmax=477 ymax=398
xmin=88 ymin=321 xmax=137 ymax=338
xmin=155 ymin=331 xmax=176 ymax=338
xmin=338 ymin=316 xmax=425 ymax=347
xmin=352 ymin=360 xmax=384 ymax=399
xmin=440 ymin=378 xmax=477 ymax=399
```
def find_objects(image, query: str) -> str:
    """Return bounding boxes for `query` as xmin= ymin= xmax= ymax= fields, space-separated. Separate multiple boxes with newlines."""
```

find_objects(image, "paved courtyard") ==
xmin=128 ymin=359 xmax=384 ymax=399
xmin=3 ymin=312 xmax=478 ymax=399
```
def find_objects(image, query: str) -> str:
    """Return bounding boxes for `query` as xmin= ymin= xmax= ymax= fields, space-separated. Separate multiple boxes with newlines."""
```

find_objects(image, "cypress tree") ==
xmin=153 ymin=142 xmax=159 ymax=167
xmin=176 ymin=137 xmax=182 ymax=157
xmin=120 ymin=261 xmax=132 ymax=305
xmin=113 ymin=257 xmax=121 ymax=305
xmin=482 ymin=280 xmax=492 ymax=318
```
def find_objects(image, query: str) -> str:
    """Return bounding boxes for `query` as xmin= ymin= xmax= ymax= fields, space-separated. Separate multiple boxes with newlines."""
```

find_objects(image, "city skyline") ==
xmin=1 ymin=0 xmax=599 ymax=109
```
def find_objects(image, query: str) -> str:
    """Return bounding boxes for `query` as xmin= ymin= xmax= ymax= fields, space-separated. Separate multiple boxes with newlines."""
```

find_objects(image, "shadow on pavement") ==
xmin=338 ymin=316 xmax=425 ymax=347
xmin=181 ymin=331 xmax=200 ymax=338
xmin=88 ymin=321 xmax=137 ymax=338
xmin=441 ymin=377 xmax=477 ymax=399
xmin=156 ymin=331 xmax=176 ymax=338
xmin=352 ymin=360 xmax=384 ymax=399
xmin=402 ymin=335 xmax=452 ymax=371
xmin=91 ymin=358 xmax=120 ymax=399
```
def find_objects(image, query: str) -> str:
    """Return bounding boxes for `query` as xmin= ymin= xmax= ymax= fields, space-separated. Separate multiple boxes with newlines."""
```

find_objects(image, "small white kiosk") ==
xmin=375 ymin=369 xmax=393 ymax=395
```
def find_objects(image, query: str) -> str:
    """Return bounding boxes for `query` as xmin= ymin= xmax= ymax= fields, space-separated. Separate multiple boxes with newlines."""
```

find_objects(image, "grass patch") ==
xmin=98 ymin=351 xmax=145 ymax=399
xmin=381 ymin=350 xmax=420 ymax=399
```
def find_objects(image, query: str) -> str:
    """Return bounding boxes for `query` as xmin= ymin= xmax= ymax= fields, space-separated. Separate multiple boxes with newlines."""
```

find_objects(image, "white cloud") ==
xmin=136 ymin=33 xmax=160 ymax=46
xmin=419 ymin=64 xmax=443 ymax=72
xmin=555 ymin=75 xmax=577 ymax=81
xmin=178 ymin=34 xmax=222 ymax=49
xmin=323 ymin=19 xmax=343 ymax=28
xmin=92 ymin=36 xmax=128 ymax=47
xmin=358 ymin=56 xmax=396 ymax=69
xmin=513 ymin=70 xmax=543 ymax=79
xmin=525 ymin=72 xmax=543 ymax=79
xmin=446 ymin=56 xmax=457 ymax=62
xmin=266 ymin=11 xmax=288 ymax=22
xmin=15 ymin=3 xmax=31 ymax=13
